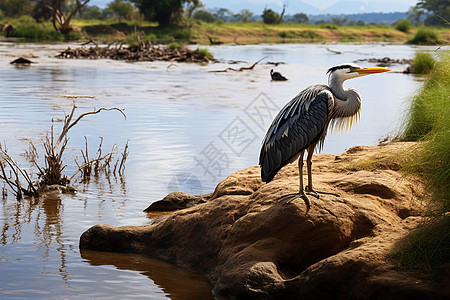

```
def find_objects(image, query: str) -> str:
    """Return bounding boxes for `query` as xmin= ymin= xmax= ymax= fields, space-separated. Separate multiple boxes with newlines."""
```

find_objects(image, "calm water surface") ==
xmin=0 ymin=42 xmax=431 ymax=298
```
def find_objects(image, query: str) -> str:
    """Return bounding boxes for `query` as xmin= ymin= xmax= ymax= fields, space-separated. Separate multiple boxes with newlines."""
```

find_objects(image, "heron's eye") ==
xmin=348 ymin=67 xmax=357 ymax=73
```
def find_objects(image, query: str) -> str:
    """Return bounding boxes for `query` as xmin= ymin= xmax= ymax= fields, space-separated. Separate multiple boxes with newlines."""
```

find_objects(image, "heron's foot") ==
xmin=305 ymin=186 xmax=340 ymax=198
xmin=281 ymin=192 xmax=311 ymax=215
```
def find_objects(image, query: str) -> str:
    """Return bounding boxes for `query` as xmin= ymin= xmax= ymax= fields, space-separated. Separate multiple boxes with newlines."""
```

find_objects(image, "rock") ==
xmin=144 ymin=192 xmax=206 ymax=212
xmin=10 ymin=57 xmax=34 ymax=65
xmin=79 ymin=143 xmax=448 ymax=299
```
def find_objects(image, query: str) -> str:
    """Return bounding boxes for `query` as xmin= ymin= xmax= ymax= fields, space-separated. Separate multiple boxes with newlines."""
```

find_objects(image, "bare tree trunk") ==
xmin=277 ymin=4 xmax=286 ymax=24
xmin=48 ymin=0 xmax=90 ymax=34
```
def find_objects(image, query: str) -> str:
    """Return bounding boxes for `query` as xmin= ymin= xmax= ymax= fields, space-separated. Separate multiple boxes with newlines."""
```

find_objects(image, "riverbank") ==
xmin=80 ymin=142 xmax=449 ymax=299
xmin=77 ymin=21 xmax=450 ymax=45
xmin=3 ymin=17 xmax=449 ymax=45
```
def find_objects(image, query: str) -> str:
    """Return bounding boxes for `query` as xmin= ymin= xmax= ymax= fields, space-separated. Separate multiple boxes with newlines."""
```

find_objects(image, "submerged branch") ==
xmin=209 ymin=56 xmax=268 ymax=73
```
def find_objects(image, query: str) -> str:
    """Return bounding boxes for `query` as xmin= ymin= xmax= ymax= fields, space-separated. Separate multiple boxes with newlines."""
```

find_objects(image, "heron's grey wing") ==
xmin=259 ymin=89 xmax=333 ymax=183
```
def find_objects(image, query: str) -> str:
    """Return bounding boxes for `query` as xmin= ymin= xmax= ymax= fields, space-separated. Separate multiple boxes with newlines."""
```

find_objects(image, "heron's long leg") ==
xmin=305 ymin=144 xmax=340 ymax=198
xmin=285 ymin=150 xmax=311 ymax=214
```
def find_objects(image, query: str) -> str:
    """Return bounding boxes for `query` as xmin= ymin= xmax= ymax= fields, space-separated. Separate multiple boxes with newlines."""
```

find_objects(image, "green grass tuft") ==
xmin=197 ymin=48 xmax=213 ymax=59
xmin=390 ymin=216 xmax=450 ymax=279
xmin=408 ymin=27 xmax=440 ymax=45
xmin=402 ymin=51 xmax=448 ymax=141
xmin=168 ymin=42 xmax=182 ymax=49
xmin=412 ymin=51 xmax=436 ymax=74
xmin=395 ymin=51 xmax=450 ymax=278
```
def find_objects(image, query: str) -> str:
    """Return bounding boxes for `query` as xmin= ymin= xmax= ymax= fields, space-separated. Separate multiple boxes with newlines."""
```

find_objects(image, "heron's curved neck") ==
xmin=328 ymin=74 xmax=361 ymax=118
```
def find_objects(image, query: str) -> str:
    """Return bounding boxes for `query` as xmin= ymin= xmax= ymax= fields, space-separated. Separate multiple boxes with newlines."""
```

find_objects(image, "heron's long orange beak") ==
xmin=356 ymin=67 xmax=391 ymax=74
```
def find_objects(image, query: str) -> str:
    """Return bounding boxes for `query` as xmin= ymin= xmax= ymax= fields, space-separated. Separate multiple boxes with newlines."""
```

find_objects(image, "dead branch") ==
xmin=68 ymin=107 xmax=126 ymax=132
xmin=325 ymin=47 xmax=342 ymax=54
xmin=233 ymin=35 xmax=240 ymax=45
xmin=69 ymin=140 xmax=125 ymax=182
xmin=210 ymin=56 xmax=268 ymax=73
xmin=277 ymin=4 xmax=286 ymax=24
xmin=208 ymin=36 xmax=224 ymax=45
xmin=53 ymin=106 xmax=125 ymax=155
xmin=0 ymin=149 xmax=38 ymax=199
xmin=117 ymin=141 xmax=129 ymax=175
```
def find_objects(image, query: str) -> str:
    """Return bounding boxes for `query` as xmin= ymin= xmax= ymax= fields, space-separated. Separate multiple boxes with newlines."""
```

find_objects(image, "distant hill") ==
xmin=308 ymin=12 xmax=408 ymax=25
xmin=89 ymin=0 xmax=412 ymax=15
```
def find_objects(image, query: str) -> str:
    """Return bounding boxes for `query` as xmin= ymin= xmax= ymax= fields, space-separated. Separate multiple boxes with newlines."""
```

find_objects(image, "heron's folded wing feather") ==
xmin=259 ymin=90 xmax=332 ymax=182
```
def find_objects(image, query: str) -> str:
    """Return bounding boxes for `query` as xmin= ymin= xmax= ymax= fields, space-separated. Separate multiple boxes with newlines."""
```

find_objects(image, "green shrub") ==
xmin=168 ymin=42 xmax=182 ymax=49
xmin=197 ymin=48 xmax=213 ymax=59
xmin=297 ymin=30 xmax=322 ymax=39
xmin=158 ymin=34 xmax=174 ymax=43
xmin=173 ymin=28 xmax=191 ymax=40
xmin=125 ymin=33 xmax=139 ymax=46
xmin=412 ymin=51 xmax=436 ymax=74
xmin=395 ymin=19 xmax=413 ymax=33
xmin=408 ymin=27 xmax=440 ymax=44
xmin=278 ymin=31 xmax=297 ymax=38
xmin=320 ymin=23 xmax=338 ymax=30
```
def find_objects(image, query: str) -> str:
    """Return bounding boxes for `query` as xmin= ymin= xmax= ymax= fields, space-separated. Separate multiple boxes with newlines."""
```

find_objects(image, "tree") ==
xmin=408 ymin=6 xmax=426 ymax=26
xmin=262 ymin=8 xmax=279 ymax=24
xmin=36 ymin=0 xmax=90 ymax=33
xmin=236 ymin=9 xmax=253 ymax=22
xmin=130 ymin=0 xmax=201 ymax=27
xmin=213 ymin=8 xmax=232 ymax=21
xmin=0 ymin=0 xmax=34 ymax=17
xmin=414 ymin=0 xmax=449 ymax=26
xmin=184 ymin=0 xmax=201 ymax=21
xmin=193 ymin=9 xmax=216 ymax=23
xmin=107 ymin=0 xmax=136 ymax=21
xmin=77 ymin=5 xmax=104 ymax=20
xmin=292 ymin=13 xmax=308 ymax=24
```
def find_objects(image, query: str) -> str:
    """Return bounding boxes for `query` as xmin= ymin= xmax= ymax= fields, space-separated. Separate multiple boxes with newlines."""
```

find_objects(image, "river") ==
xmin=0 ymin=41 xmax=432 ymax=299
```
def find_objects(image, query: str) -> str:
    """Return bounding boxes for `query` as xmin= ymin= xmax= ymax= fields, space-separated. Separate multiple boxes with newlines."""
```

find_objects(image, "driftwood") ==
xmin=267 ymin=61 xmax=285 ymax=66
xmin=325 ymin=47 xmax=342 ymax=54
xmin=56 ymin=41 xmax=217 ymax=63
xmin=356 ymin=57 xmax=412 ymax=66
xmin=210 ymin=56 xmax=268 ymax=73
xmin=208 ymin=36 xmax=223 ymax=45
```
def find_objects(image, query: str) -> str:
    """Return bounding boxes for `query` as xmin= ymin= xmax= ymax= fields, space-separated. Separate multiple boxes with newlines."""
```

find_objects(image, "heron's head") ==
xmin=327 ymin=63 xmax=391 ymax=82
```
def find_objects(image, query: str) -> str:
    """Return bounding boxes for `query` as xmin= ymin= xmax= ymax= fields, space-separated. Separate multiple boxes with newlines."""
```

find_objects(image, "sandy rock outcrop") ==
xmin=79 ymin=143 xmax=448 ymax=299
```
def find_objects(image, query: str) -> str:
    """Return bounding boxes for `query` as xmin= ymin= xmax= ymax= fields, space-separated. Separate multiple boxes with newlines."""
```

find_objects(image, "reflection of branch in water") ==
xmin=80 ymin=249 xmax=214 ymax=299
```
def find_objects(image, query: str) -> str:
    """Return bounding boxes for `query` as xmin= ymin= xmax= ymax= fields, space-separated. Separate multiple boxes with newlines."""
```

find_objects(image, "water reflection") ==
xmin=81 ymin=249 xmax=214 ymax=300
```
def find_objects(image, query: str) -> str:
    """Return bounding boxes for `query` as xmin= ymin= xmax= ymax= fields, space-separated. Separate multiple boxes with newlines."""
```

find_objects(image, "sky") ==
xmin=89 ymin=0 xmax=419 ymax=14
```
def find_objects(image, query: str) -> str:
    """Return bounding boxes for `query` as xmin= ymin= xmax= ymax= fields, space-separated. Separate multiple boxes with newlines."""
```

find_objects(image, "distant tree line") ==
xmin=0 ymin=0 xmax=447 ymax=29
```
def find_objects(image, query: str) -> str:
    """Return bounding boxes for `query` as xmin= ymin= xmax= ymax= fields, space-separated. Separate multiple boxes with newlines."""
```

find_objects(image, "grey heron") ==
xmin=259 ymin=63 xmax=391 ymax=213
xmin=271 ymin=69 xmax=288 ymax=81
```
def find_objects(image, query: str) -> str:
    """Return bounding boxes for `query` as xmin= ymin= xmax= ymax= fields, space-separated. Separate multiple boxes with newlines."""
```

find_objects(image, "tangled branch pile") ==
xmin=56 ymin=41 xmax=216 ymax=63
